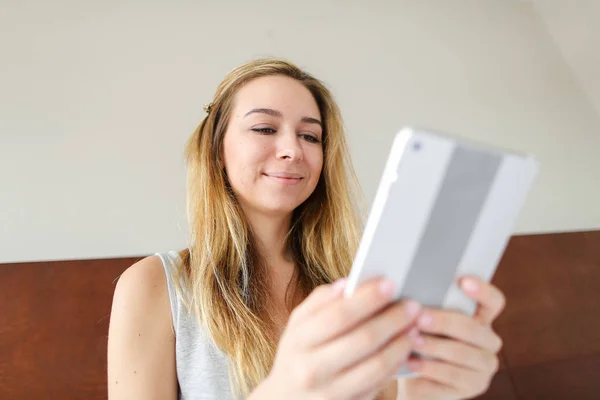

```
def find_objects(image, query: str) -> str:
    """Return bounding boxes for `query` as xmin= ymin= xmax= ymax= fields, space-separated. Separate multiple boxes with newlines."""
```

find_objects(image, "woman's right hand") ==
xmin=251 ymin=278 xmax=422 ymax=400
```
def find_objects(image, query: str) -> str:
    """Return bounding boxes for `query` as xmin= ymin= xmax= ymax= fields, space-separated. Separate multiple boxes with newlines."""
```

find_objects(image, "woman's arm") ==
xmin=107 ymin=256 xmax=178 ymax=400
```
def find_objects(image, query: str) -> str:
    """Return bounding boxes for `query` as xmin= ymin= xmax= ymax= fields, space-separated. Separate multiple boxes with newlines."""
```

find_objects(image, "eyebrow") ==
xmin=244 ymin=108 xmax=322 ymax=128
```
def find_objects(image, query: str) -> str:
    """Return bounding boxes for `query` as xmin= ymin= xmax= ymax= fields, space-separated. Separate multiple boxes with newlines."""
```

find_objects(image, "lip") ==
xmin=263 ymin=172 xmax=304 ymax=185
xmin=264 ymin=172 xmax=304 ymax=179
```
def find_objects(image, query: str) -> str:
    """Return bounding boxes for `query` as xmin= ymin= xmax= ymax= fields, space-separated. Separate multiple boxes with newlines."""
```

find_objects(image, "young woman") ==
xmin=107 ymin=58 xmax=505 ymax=400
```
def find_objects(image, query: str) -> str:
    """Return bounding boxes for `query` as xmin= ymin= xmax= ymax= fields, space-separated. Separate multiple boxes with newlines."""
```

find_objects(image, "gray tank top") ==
xmin=156 ymin=251 xmax=236 ymax=400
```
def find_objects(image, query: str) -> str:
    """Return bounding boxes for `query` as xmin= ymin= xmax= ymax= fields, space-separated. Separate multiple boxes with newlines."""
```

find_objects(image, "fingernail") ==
xmin=413 ymin=333 xmax=425 ymax=347
xmin=406 ymin=300 xmax=421 ymax=317
xmin=408 ymin=359 xmax=422 ymax=371
xmin=395 ymin=358 xmax=408 ymax=370
xmin=407 ymin=328 xmax=425 ymax=346
xmin=379 ymin=280 xmax=395 ymax=297
xmin=408 ymin=327 xmax=419 ymax=338
xmin=331 ymin=278 xmax=346 ymax=294
xmin=418 ymin=313 xmax=432 ymax=327
xmin=462 ymin=278 xmax=479 ymax=293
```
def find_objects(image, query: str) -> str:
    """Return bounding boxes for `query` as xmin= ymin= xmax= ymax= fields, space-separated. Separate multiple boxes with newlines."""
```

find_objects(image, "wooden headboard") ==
xmin=1 ymin=231 xmax=599 ymax=399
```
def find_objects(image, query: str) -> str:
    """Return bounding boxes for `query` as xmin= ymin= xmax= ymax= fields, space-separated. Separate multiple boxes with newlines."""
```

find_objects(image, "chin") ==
xmin=240 ymin=191 xmax=315 ymax=218
xmin=251 ymin=197 xmax=305 ymax=217
xmin=260 ymin=203 xmax=299 ymax=216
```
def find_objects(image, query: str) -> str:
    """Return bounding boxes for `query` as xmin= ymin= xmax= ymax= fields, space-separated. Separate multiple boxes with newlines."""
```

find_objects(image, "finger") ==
xmin=407 ymin=357 xmax=479 ymax=394
xmin=298 ymin=278 xmax=398 ymax=348
xmin=313 ymin=300 xmax=421 ymax=377
xmin=289 ymin=279 xmax=347 ymax=324
xmin=416 ymin=308 xmax=503 ymax=353
xmin=412 ymin=335 xmax=499 ymax=373
xmin=326 ymin=332 xmax=414 ymax=400
xmin=351 ymin=379 xmax=397 ymax=400
xmin=404 ymin=377 xmax=456 ymax=400
xmin=348 ymin=386 xmax=381 ymax=400
xmin=460 ymin=276 xmax=506 ymax=325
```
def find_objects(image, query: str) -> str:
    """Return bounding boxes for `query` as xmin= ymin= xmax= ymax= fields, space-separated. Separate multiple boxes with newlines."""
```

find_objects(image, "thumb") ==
xmin=290 ymin=278 xmax=346 ymax=323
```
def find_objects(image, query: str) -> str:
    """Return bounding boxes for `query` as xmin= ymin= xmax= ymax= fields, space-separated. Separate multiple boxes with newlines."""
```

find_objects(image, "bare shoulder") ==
xmin=111 ymin=255 xmax=171 ymax=327
xmin=107 ymin=255 xmax=177 ymax=400
xmin=115 ymin=255 xmax=168 ymax=301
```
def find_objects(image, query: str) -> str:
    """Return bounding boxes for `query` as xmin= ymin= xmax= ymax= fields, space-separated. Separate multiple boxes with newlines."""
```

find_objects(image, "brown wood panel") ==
xmin=498 ymin=349 xmax=507 ymax=371
xmin=492 ymin=231 xmax=600 ymax=368
xmin=0 ymin=257 xmax=139 ymax=400
xmin=509 ymin=352 xmax=600 ymax=399
xmin=475 ymin=371 xmax=518 ymax=400
xmin=1 ymin=230 xmax=599 ymax=399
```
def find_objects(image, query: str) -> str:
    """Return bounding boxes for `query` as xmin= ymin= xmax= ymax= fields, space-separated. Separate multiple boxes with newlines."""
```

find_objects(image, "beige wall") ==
xmin=533 ymin=0 xmax=600 ymax=117
xmin=1 ymin=0 xmax=599 ymax=263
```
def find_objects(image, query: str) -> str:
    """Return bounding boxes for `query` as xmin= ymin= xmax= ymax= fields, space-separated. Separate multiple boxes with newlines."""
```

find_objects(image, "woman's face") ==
xmin=221 ymin=75 xmax=324 ymax=218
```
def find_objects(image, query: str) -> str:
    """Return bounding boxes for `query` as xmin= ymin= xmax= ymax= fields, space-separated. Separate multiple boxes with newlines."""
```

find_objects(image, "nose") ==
xmin=275 ymin=130 xmax=303 ymax=161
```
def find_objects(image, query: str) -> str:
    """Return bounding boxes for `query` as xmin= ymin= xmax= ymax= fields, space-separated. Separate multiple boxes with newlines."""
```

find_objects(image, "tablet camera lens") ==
xmin=412 ymin=142 xmax=422 ymax=151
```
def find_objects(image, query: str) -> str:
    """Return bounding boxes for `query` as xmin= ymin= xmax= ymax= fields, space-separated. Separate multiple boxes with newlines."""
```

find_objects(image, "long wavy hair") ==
xmin=173 ymin=58 xmax=364 ymax=397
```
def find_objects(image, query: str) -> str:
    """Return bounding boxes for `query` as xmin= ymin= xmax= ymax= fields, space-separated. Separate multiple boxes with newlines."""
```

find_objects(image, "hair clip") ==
xmin=203 ymin=102 xmax=213 ymax=114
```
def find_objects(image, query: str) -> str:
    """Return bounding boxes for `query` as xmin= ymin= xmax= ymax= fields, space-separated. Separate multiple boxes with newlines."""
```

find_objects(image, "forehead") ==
xmin=233 ymin=75 xmax=320 ymax=117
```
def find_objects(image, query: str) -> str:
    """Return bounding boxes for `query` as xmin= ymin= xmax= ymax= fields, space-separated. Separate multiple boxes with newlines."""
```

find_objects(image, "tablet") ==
xmin=343 ymin=127 xmax=538 ymax=377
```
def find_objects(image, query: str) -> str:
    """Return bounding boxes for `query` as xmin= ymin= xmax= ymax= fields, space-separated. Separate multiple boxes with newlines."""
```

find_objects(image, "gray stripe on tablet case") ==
xmin=400 ymin=146 xmax=502 ymax=308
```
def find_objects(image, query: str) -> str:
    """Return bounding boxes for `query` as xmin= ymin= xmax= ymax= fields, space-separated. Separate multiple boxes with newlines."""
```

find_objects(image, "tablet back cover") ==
xmin=345 ymin=127 xmax=538 ymax=316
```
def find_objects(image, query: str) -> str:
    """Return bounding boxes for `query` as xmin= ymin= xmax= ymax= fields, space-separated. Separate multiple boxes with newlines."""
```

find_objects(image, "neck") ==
xmin=245 ymin=210 xmax=294 ymax=264
xmin=243 ymin=208 xmax=298 ymax=303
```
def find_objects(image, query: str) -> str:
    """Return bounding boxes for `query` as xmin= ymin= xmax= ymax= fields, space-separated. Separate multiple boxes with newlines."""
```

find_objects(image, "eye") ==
xmin=251 ymin=127 xmax=276 ymax=134
xmin=300 ymin=134 xmax=321 ymax=144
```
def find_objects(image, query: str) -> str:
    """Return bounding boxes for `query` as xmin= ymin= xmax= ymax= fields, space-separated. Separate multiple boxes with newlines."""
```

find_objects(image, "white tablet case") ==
xmin=343 ymin=127 xmax=538 ymax=378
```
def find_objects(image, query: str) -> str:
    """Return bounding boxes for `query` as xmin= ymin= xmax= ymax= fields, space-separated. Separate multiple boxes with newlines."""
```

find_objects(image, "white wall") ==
xmin=532 ymin=0 xmax=600 ymax=118
xmin=2 ymin=0 xmax=599 ymax=263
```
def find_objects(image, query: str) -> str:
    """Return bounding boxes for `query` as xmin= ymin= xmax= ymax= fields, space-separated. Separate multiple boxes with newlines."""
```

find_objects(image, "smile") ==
xmin=263 ymin=173 xmax=304 ymax=185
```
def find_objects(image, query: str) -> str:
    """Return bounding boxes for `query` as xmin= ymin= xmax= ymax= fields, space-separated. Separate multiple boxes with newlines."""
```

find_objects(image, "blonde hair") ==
xmin=174 ymin=58 xmax=364 ymax=397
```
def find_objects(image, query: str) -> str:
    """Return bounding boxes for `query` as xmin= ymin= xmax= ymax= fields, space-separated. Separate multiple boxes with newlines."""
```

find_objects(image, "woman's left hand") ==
xmin=404 ymin=276 xmax=506 ymax=400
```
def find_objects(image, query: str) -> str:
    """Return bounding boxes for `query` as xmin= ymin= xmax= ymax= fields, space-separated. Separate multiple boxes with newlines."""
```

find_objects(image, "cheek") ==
xmin=223 ymin=141 xmax=244 ymax=184
xmin=310 ymin=149 xmax=324 ymax=179
xmin=224 ymin=141 xmax=266 ymax=187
